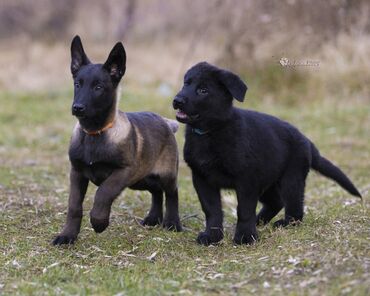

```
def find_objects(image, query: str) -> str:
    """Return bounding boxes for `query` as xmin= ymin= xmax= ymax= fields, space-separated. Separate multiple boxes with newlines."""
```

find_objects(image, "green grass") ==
xmin=0 ymin=87 xmax=369 ymax=295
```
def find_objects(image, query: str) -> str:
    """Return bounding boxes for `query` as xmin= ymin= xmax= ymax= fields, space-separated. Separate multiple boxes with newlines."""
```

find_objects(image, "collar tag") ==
xmin=192 ymin=128 xmax=209 ymax=135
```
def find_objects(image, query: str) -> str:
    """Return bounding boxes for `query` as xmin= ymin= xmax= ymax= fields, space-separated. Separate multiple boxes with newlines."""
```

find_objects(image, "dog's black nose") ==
xmin=72 ymin=103 xmax=86 ymax=116
xmin=173 ymin=96 xmax=186 ymax=109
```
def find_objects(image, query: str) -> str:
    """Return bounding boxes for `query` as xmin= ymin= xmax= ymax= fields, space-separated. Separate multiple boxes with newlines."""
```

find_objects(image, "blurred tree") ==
xmin=115 ymin=0 xmax=136 ymax=40
xmin=41 ymin=0 xmax=77 ymax=41
xmin=0 ymin=0 xmax=76 ymax=41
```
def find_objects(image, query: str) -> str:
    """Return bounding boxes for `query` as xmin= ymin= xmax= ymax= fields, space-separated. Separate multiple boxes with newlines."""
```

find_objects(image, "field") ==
xmin=0 ymin=83 xmax=369 ymax=295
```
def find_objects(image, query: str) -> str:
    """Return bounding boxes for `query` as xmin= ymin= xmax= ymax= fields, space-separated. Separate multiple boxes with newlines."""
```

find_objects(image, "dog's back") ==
xmin=125 ymin=111 xmax=179 ymax=182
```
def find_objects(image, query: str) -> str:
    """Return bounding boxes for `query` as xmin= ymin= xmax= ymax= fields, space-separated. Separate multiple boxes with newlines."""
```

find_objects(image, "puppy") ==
xmin=53 ymin=36 xmax=181 ymax=245
xmin=173 ymin=62 xmax=361 ymax=245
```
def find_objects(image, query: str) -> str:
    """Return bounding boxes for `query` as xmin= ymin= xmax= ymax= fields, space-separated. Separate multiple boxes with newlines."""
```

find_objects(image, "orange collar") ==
xmin=82 ymin=120 xmax=114 ymax=136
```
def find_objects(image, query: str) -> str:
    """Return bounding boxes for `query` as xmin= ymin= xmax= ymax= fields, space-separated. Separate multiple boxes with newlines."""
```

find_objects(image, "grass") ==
xmin=0 ymin=85 xmax=369 ymax=295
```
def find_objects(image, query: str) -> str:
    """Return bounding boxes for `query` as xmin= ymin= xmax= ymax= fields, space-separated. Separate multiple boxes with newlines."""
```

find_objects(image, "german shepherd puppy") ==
xmin=173 ymin=62 xmax=361 ymax=246
xmin=53 ymin=36 xmax=182 ymax=245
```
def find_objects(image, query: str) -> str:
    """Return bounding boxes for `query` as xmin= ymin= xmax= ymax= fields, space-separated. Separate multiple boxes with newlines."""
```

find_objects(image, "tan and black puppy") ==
xmin=53 ymin=36 xmax=181 ymax=245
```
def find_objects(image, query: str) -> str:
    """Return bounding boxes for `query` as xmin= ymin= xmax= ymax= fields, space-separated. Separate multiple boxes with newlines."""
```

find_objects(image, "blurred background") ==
xmin=0 ymin=0 xmax=369 ymax=105
xmin=0 ymin=0 xmax=369 ymax=180
xmin=0 ymin=0 xmax=369 ymax=178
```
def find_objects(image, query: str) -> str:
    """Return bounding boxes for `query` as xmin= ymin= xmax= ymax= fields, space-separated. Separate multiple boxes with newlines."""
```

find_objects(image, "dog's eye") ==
xmin=94 ymin=85 xmax=103 ymax=91
xmin=74 ymin=82 xmax=80 ymax=89
xmin=197 ymin=87 xmax=208 ymax=95
xmin=184 ymin=80 xmax=191 ymax=86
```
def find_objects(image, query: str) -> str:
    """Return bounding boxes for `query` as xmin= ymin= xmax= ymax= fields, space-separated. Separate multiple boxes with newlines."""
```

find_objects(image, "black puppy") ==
xmin=53 ymin=36 xmax=181 ymax=245
xmin=173 ymin=62 xmax=361 ymax=245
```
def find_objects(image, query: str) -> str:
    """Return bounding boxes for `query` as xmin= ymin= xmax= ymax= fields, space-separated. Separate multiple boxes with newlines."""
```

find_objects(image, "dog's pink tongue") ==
xmin=176 ymin=110 xmax=188 ymax=119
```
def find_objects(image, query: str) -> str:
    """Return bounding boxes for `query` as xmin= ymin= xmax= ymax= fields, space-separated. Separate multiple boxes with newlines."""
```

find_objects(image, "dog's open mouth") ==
xmin=176 ymin=110 xmax=188 ymax=120
xmin=176 ymin=110 xmax=200 ymax=122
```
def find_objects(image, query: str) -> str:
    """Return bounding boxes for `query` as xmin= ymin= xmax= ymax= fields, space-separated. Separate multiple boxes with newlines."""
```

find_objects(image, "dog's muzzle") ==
xmin=72 ymin=103 xmax=86 ymax=117
xmin=173 ymin=96 xmax=186 ymax=110
xmin=173 ymin=96 xmax=200 ymax=123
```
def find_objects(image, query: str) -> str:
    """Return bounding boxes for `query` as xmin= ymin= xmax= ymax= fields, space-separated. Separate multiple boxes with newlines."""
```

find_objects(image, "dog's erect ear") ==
xmin=103 ymin=42 xmax=126 ymax=84
xmin=218 ymin=69 xmax=247 ymax=102
xmin=70 ymin=35 xmax=90 ymax=77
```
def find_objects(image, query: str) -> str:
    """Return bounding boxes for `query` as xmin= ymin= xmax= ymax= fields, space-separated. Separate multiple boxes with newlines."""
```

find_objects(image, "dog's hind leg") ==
xmin=130 ymin=176 xmax=164 ymax=226
xmin=273 ymin=162 xmax=309 ymax=228
xmin=256 ymin=185 xmax=283 ymax=225
xmin=163 ymin=187 xmax=182 ymax=231
xmin=142 ymin=189 xmax=164 ymax=226
xmin=158 ymin=175 xmax=182 ymax=231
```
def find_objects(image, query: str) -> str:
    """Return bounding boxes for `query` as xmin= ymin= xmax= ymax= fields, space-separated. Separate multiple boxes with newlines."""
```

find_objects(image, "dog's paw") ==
xmin=163 ymin=218 xmax=182 ymax=232
xmin=52 ymin=234 xmax=76 ymax=245
xmin=141 ymin=215 xmax=163 ymax=227
xmin=256 ymin=214 xmax=269 ymax=226
xmin=90 ymin=216 xmax=109 ymax=233
xmin=196 ymin=230 xmax=223 ymax=246
xmin=273 ymin=218 xmax=301 ymax=228
xmin=233 ymin=230 xmax=258 ymax=245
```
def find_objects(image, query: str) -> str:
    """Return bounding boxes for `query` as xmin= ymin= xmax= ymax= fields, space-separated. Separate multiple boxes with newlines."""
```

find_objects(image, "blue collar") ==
xmin=192 ymin=128 xmax=210 ymax=135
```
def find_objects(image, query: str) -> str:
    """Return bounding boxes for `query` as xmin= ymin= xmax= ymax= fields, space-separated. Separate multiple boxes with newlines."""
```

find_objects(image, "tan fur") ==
xmin=163 ymin=118 xmax=179 ymax=133
xmin=106 ymin=112 xmax=131 ymax=145
xmin=133 ymin=125 xmax=144 ymax=159
xmin=152 ymin=138 xmax=178 ymax=178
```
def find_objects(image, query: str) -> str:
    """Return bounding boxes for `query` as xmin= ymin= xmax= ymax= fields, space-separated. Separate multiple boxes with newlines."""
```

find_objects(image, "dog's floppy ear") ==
xmin=103 ymin=42 xmax=126 ymax=85
xmin=218 ymin=69 xmax=247 ymax=102
xmin=70 ymin=35 xmax=90 ymax=77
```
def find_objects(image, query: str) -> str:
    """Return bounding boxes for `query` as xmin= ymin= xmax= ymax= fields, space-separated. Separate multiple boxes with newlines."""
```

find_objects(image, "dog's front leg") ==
xmin=90 ymin=168 xmax=133 ymax=233
xmin=192 ymin=172 xmax=224 ymax=245
xmin=53 ymin=168 xmax=89 ymax=245
xmin=234 ymin=185 xmax=259 ymax=245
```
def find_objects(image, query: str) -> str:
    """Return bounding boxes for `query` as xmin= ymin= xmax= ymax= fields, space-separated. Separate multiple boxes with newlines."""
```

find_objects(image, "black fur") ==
xmin=173 ymin=62 xmax=361 ymax=246
xmin=70 ymin=35 xmax=125 ymax=132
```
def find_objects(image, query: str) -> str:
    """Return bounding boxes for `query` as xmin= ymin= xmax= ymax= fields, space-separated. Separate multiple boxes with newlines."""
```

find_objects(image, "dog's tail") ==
xmin=310 ymin=143 xmax=361 ymax=198
xmin=164 ymin=118 xmax=179 ymax=133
